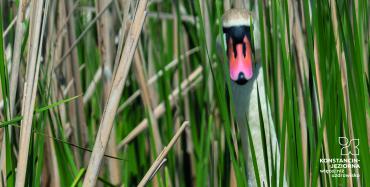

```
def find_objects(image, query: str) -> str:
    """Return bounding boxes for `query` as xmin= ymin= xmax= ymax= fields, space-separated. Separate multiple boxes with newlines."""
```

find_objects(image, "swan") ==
xmin=220 ymin=8 xmax=285 ymax=186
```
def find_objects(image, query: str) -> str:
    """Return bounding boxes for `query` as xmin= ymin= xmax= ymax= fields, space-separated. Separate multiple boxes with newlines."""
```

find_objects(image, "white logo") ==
xmin=338 ymin=137 xmax=359 ymax=155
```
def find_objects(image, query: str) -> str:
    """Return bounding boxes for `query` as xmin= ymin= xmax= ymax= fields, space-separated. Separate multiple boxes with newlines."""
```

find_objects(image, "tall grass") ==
xmin=0 ymin=0 xmax=368 ymax=186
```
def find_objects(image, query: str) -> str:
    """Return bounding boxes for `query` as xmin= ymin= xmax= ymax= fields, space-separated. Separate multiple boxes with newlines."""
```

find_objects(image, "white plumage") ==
xmin=220 ymin=8 xmax=286 ymax=186
xmin=231 ymin=63 xmax=281 ymax=186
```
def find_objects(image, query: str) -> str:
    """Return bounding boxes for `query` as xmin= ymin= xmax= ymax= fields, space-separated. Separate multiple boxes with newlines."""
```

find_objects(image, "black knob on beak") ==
xmin=235 ymin=72 xmax=248 ymax=85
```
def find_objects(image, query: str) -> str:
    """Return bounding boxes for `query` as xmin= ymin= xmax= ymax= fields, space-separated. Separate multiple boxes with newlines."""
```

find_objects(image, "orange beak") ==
xmin=227 ymin=36 xmax=253 ymax=85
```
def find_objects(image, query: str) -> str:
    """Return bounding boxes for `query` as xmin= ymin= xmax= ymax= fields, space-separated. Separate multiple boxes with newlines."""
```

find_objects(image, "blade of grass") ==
xmin=245 ymin=119 xmax=261 ymax=187
xmin=71 ymin=168 xmax=86 ymax=187
xmin=0 ymin=9 xmax=14 ymax=185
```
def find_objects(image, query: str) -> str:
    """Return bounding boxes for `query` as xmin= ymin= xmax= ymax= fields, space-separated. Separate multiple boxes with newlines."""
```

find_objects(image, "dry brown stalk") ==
xmin=106 ymin=127 xmax=120 ymax=185
xmin=313 ymin=37 xmax=323 ymax=116
xmin=44 ymin=0 xmax=58 ymax=89
xmin=179 ymin=22 xmax=196 ymax=186
xmin=200 ymin=0 xmax=214 ymax=105
xmin=290 ymin=0 xmax=308 ymax=185
xmin=83 ymin=66 xmax=102 ymax=103
xmin=2 ymin=16 xmax=17 ymax=38
xmin=329 ymin=0 xmax=358 ymax=185
xmin=113 ymin=0 xmax=131 ymax=71
xmin=46 ymin=124 xmax=61 ymax=187
xmin=83 ymin=11 xmax=130 ymax=108
xmin=137 ymin=121 xmax=190 ymax=187
xmin=55 ymin=0 xmax=114 ymax=68
xmin=117 ymin=47 xmax=199 ymax=112
xmin=329 ymin=0 xmax=353 ymax=129
xmin=82 ymin=0 xmax=148 ymax=185
xmin=54 ymin=0 xmax=80 ymax=38
xmin=51 ymin=1 xmax=65 ymax=78
xmin=312 ymin=33 xmax=327 ymax=187
xmin=211 ymin=141 xmax=219 ymax=186
xmin=293 ymin=5 xmax=308 ymax=187
xmin=64 ymin=0 xmax=88 ymax=166
xmin=95 ymin=0 xmax=121 ymax=183
xmin=147 ymin=45 xmax=160 ymax=109
xmin=133 ymin=49 xmax=163 ymax=153
xmin=15 ymin=0 xmax=48 ymax=186
xmin=44 ymin=2 xmax=61 ymax=183
xmin=147 ymin=12 xmax=196 ymax=24
xmin=117 ymin=66 xmax=203 ymax=150
xmin=134 ymin=48 xmax=164 ymax=187
xmin=9 ymin=0 xmax=29 ymax=117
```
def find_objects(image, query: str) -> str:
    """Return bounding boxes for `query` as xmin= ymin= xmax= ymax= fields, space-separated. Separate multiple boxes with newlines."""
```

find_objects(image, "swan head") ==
xmin=222 ymin=9 xmax=254 ymax=85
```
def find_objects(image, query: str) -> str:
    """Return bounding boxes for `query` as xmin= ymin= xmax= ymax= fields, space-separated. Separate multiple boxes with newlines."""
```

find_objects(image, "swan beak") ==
xmin=227 ymin=35 xmax=253 ymax=85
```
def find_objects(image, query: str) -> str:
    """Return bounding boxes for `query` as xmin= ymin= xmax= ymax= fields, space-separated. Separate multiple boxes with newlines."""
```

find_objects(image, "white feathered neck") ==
xmin=230 ymin=63 xmax=269 ymax=125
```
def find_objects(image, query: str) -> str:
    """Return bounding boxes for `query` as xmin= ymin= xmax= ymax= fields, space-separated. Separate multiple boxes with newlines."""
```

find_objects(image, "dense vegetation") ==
xmin=0 ymin=0 xmax=368 ymax=186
